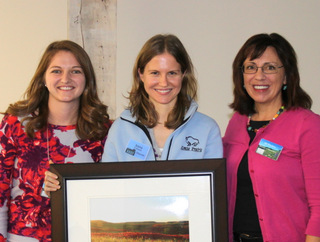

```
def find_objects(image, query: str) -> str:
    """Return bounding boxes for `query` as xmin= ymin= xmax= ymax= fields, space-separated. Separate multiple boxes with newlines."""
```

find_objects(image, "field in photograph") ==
xmin=260 ymin=146 xmax=279 ymax=159
xmin=91 ymin=220 xmax=189 ymax=242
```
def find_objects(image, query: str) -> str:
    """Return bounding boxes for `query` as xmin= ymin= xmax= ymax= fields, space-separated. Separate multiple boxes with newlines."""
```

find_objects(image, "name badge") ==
xmin=256 ymin=138 xmax=283 ymax=161
xmin=125 ymin=139 xmax=150 ymax=160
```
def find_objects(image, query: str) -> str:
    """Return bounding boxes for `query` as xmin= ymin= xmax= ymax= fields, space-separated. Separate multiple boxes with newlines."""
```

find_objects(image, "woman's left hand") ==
xmin=43 ymin=170 xmax=60 ymax=197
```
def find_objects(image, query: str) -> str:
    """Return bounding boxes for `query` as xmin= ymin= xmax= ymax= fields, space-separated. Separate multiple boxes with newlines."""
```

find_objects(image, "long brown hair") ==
xmin=5 ymin=40 xmax=110 ymax=140
xmin=129 ymin=34 xmax=197 ymax=129
xmin=230 ymin=33 xmax=312 ymax=115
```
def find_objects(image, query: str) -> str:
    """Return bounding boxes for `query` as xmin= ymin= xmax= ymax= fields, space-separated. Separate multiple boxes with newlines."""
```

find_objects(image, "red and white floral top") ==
xmin=0 ymin=114 xmax=109 ymax=241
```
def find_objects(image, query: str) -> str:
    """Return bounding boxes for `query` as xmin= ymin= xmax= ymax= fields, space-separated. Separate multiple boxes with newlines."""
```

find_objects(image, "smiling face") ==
xmin=243 ymin=46 xmax=286 ymax=110
xmin=45 ymin=50 xmax=86 ymax=108
xmin=139 ymin=52 xmax=183 ymax=110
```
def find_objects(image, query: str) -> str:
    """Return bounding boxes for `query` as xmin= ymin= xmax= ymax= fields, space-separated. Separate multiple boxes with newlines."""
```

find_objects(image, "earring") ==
xmin=282 ymin=85 xmax=287 ymax=91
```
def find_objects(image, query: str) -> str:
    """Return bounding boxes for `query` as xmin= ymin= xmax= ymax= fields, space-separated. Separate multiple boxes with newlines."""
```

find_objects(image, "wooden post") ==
xmin=69 ymin=0 xmax=117 ymax=119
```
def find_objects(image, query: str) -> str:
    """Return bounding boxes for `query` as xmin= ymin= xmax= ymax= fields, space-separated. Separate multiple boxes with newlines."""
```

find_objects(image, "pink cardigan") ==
xmin=223 ymin=108 xmax=320 ymax=242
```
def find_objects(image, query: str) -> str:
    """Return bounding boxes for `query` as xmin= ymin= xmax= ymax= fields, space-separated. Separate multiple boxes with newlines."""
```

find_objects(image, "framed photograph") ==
xmin=50 ymin=159 xmax=228 ymax=242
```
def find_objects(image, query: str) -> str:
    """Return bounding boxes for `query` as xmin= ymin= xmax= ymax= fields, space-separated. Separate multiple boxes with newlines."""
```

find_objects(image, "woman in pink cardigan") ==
xmin=223 ymin=33 xmax=320 ymax=242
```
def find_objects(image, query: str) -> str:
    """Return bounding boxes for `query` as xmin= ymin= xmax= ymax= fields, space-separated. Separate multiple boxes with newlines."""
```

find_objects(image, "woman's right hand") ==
xmin=44 ymin=170 xmax=61 ymax=197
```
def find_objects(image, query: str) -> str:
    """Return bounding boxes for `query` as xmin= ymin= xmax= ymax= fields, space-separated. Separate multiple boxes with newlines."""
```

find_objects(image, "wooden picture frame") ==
xmin=50 ymin=159 xmax=228 ymax=241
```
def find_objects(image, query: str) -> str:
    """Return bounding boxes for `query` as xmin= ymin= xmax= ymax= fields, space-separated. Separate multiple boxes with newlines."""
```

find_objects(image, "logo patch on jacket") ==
xmin=181 ymin=136 xmax=202 ymax=152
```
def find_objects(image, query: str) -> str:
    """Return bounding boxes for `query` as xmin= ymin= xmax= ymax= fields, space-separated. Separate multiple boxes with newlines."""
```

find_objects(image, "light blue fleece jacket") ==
xmin=102 ymin=100 xmax=223 ymax=162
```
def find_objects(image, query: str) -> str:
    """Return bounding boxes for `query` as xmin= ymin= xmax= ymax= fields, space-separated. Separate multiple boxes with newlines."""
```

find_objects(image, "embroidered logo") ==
xmin=185 ymin=136 xmax=199 ymax=146
xmin=181 ymin=136 xmax=202 ymax=152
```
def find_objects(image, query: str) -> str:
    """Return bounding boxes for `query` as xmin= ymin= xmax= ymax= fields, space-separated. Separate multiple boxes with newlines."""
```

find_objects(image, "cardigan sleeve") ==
xmin=300 ymin=112 xmax=320 ymax=237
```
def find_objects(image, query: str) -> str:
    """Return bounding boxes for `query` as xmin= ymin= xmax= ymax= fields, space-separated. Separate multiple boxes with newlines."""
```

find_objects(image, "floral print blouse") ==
xmin=0 ymin=114 xmax=108 ymax=241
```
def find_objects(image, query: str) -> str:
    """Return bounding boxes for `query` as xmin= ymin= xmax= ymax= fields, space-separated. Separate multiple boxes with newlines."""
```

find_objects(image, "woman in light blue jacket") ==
xmin=102 ymin=34 xmax=222 ymax=162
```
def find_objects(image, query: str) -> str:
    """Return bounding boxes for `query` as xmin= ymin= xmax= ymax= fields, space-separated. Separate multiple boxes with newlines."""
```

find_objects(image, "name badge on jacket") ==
xmin=256 ymin=138 xmax=283 ymax=161
xmin=125 ymin=139 xmax=150 ymax=160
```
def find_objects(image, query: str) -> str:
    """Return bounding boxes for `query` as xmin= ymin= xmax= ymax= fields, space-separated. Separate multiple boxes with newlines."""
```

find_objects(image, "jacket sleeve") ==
xmin=101 ymin=140 xmax=119 ymax=162
xmin=101 ymin=119 xmax=120 ymax=162
xmin=0 ymin=115 xmax=17 ymax=239
xmin=204 ymin=119 xmax=223 ymax=159
xmin=301 ymin=112 xmax=320 ymax=237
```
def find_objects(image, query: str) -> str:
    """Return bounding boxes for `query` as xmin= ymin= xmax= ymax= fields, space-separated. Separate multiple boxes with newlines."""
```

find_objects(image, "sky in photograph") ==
xmin=90 ymin=195 xmax=189 ymax=223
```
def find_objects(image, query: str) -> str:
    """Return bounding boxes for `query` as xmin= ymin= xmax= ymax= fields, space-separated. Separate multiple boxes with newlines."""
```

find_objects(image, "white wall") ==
xmin=0 ymin=0 xmax=68 ymax=113
xmin=1 ymin=0 xmax=319 ymax=135
xmin=116 ymin=0 xmax=320 ymax=134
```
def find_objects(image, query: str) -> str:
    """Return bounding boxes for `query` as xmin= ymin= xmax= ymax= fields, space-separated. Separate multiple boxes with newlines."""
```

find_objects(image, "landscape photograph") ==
xmin=89 ymin=195 xmax=190 ymax=242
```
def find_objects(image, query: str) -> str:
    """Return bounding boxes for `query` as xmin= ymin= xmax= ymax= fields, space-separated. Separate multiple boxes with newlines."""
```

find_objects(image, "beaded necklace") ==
xmin=247 ymin=106 xmax=285 ymax=133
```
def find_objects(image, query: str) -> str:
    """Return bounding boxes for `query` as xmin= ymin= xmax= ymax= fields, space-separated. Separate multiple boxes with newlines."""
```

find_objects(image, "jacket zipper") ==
xmin=120 ymin=116 xmax=191 ymax=161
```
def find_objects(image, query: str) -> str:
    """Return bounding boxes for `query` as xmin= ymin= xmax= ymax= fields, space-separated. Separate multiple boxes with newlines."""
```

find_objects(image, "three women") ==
xmin=8 ymin=32 xmax=320 ymax=242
